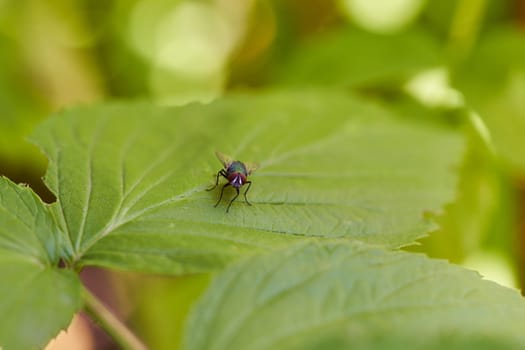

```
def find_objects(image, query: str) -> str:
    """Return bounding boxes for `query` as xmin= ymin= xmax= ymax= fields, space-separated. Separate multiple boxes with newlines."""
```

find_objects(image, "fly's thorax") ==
xmin=227 ymin=161 xmax=248 ymax=176
xmin=228 ymin=172 xmax=247 ymax=188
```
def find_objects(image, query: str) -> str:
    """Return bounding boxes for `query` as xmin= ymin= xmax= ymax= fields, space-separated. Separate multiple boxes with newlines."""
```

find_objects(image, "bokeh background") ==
xmin=1 ymin=0 xmax=525 ymax=349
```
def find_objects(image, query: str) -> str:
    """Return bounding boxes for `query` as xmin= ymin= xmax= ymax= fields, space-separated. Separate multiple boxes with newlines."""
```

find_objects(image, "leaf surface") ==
xmin=185 ymin=241 xmax=525 ymax=350
xmin=31 ymin=90 xmax=464 ymax=273
xmin=0 ymin=177 xmax=82 ymax=350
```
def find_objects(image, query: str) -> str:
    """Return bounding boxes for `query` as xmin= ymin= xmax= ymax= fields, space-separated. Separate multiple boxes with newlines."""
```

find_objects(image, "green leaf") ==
xmin=0 ymin=177 xmax=82 ymax=350
xmin=31 ymin=90 xmax=463 ymax=273
xmin=453 ymin=28 xmax=525 ymax=175
xmin=296 ymin=333 xmax=521 ymax=350
xmin=274 ymin=28 xmax=441 ymax=88
xmin=184 ymin=241 xmax=525 ymax=350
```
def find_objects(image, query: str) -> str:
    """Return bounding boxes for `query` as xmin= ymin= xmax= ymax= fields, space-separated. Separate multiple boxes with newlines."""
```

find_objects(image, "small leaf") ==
xmin=0 ymin=177 xmax=82 ymax=350
xmin=453 ymin=28 xmax=525 ymax=175
xmin=184 ymin=241 xmax=525 ymax=350
xmin=31 ymin=90 xmax=464 ymax=273
xmin=275 ymin=28 xmax=441 ymax=88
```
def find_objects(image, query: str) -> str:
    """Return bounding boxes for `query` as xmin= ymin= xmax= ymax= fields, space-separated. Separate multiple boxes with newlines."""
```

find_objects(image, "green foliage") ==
xmin=131 ymin=274 xmax=211 ymax=349
xmin=452 ymin=28 xmax=525 ymax=175
xmin=0 ymin=178 xmax=82 ymax=350
xmin=28 ymin=90 xmax=462 ymax=275
xmin=1 ymin=2 xmax=525 ymax=348
xmin=275 ymin=27 xmax=441 ymax=88
xmin=0 ymin=36 xmax=47 ymax=172
xmin=0 ymin=89 xmax=470 ymax=348
xmin=185 ymin=240 xmax=525 ymax=350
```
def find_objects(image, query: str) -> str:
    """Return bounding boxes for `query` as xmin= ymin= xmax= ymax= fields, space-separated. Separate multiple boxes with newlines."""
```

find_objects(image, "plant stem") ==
xmin=448 ymin=0 xmax=487 ymax=64
xmin=83 ymin=287 xmax=148 ymax=350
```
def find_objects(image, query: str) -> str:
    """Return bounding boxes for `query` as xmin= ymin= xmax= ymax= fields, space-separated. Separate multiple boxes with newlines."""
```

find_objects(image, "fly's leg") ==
xmin=243 ymin=181 xmax=252 ymax=206
xmin=207 ymin=170 xmax=227 ymax=191
xmin=215 ymin=183 xmax=230 ymax=207
xmin=226 ymin=187 xmax=240 ymax=213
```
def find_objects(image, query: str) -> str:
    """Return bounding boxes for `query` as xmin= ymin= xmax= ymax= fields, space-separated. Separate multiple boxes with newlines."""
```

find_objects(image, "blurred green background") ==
xmin=1 ymin=0 xmax=525 ymax=349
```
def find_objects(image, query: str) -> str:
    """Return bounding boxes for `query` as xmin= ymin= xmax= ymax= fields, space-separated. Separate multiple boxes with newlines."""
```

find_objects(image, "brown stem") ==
xmin=83 ymin=287 xmax=148 ymax=350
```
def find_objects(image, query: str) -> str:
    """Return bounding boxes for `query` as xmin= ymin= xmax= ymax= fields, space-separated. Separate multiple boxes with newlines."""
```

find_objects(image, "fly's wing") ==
xmin=244 ymin=161 xmax=259 ymax=175
xmin=215 ymin=151 xmax=234 ymax=168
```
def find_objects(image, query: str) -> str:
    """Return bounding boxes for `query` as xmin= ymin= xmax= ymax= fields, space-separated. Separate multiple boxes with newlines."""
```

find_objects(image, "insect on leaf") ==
xmin=30 ymin=90 xmax=465 ymax=274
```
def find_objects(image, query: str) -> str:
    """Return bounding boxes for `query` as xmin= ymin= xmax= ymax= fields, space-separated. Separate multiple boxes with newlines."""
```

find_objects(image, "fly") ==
xmin=207 ymin=151 xmax=258 ymax=213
